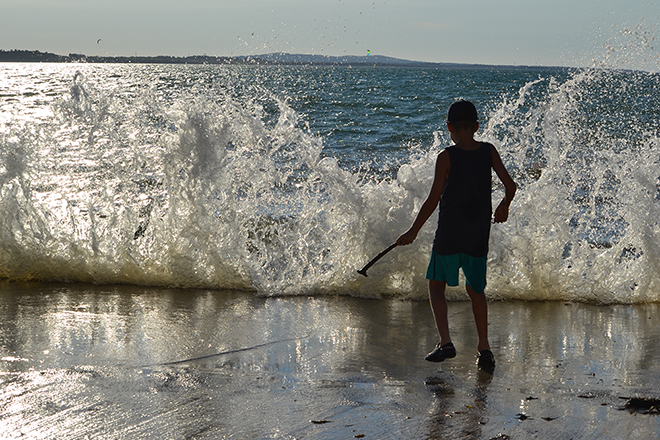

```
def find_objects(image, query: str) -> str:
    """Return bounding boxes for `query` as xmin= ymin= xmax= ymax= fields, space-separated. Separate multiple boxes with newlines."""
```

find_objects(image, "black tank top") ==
xmin=432 ymin=143 xmax=493 ymax=257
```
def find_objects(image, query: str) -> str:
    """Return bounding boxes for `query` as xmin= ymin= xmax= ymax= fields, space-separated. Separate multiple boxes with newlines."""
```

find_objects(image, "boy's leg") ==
xmin=425 ymin=279 xmax=456 ymax=362
xmin=429 ymin=280 xmax=451 ymax=345
xmin=466 ymin=285 xmax=490 ymax=352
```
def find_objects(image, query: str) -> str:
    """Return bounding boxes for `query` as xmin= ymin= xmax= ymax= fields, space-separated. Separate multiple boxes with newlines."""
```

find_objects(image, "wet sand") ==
xmin=0 ymin=281 xmax=659 ymax=439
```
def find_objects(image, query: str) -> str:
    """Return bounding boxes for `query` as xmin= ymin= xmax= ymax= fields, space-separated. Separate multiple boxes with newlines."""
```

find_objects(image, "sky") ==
xmin=1 ymin=0 xmax=659 ymax=70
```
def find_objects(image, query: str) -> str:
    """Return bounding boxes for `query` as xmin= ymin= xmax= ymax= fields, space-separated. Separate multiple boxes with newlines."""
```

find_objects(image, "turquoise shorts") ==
xmin=426 ymin=252 xmax=487 ymax=294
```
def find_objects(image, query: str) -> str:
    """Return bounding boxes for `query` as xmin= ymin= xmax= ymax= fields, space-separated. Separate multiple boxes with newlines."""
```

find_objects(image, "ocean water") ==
xmin=0 ymin=61 xmax=659 ymax=304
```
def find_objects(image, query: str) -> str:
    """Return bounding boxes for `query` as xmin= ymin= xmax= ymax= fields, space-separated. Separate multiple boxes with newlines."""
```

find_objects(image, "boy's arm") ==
xmin=396 ymin=151 xmax=449 ymax=245
xmin=490 ymin=145 xmax=517 ymax=223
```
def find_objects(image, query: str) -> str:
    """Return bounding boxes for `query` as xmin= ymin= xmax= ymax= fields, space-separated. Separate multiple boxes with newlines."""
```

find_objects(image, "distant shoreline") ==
xmin=0 ymin=49 xmax=568 ymax=71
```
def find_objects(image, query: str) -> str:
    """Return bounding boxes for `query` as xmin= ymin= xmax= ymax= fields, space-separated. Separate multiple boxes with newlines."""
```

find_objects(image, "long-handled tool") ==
xmin=357 ymin=243 xmax=398 ymax=277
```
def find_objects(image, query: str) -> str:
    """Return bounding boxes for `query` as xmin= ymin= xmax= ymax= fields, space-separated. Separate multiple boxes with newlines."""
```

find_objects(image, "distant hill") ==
xmin=246 ymin=52 xmax=441 ymax=66
xmin=0 ymin=49 xmax=69 ymax=63
xmin=0 ymin=49 xmax=566 ymax=71
xmin=0 ymin=50 xmax=239 ymax=65
xmin=0 ymin=49 xmax=446 ymax=67
xmin=234 ymin=53 xmax=570 ymax=71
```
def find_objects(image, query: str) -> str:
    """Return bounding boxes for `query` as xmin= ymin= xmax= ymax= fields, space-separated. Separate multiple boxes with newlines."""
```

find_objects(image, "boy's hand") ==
xmin=494 ymin=202 xmax=509 ymax=223
xmin=396 ymin=230 xmax=417 ymax=246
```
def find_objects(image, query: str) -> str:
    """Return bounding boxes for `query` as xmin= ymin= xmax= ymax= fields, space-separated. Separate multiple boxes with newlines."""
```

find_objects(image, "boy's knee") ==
xmin=429 ymin=280 xmax=447 ymax=295
xmin=429 ymin=280 xmax=446 ymax=288
xmin=466 ymin=285 xmax=486 ymax=297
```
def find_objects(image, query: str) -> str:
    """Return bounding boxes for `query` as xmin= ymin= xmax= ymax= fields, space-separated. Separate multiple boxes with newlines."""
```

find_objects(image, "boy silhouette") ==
xmin=396 ymin=100 xmax=516 ymax=374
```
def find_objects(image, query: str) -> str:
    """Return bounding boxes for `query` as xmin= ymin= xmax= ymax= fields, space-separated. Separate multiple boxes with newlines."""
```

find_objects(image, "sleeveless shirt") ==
xmin=432 ymin=143 xmax=493 ymax=257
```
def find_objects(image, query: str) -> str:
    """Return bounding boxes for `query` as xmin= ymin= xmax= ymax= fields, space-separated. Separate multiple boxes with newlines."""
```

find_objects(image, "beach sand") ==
xmin=0 ymin=281 xmax=659 ymax=439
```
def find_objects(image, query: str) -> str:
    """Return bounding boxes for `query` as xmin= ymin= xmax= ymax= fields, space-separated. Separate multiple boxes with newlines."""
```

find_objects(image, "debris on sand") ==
xmin=621 ymin=397 xmax=660 ymax=414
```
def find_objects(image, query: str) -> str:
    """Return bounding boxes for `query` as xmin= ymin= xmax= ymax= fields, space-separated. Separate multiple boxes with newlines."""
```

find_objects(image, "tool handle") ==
xmin=357 ymin=243 xmax=398 ymax=277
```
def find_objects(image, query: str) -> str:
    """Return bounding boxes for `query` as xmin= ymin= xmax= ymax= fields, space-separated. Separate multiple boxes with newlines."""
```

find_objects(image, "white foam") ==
xmin=0 ymin=65 xmax=658 ymax=304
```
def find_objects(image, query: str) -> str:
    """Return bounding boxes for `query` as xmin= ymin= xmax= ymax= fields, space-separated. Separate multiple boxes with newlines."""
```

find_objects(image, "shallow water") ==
xmin=1 ymin=283 xmax=659 ymax=439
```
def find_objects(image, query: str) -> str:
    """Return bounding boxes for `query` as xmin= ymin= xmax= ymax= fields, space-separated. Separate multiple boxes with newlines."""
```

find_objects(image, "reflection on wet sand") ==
xmin=0 ymin=282 xmax=659 ymax=439
xmin=424 ymin=368 xmax=494 ymax=439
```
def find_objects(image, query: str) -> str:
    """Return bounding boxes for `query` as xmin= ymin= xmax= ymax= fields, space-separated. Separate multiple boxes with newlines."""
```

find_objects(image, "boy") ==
xmin=396 ymin=100 xmax=516 ymax=374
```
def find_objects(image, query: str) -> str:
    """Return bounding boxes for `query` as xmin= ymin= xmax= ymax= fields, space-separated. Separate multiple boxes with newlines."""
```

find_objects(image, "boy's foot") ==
xmin=425 ymin=342 xmax=456 ymax=362
xmin=477 ymin=349 xmax=495 ymax=374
